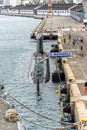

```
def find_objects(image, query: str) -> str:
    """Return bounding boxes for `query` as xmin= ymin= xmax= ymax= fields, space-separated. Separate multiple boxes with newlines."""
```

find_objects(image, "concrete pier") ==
xmin=57 ymin=25 xmax=87 ymax=129
xmin=34 ymin=16 xmax=87 ymax=129
xmin=62 ymin=31 xmax=87 ymax=130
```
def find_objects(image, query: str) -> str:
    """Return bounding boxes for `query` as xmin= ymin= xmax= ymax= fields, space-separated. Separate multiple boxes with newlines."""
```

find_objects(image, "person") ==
xmin=80 ymin=36 xmax=83 ymax=43
xmin=84 ymin=82 xmax=87 ymax=94
xmin=80 ymin=45 xmax=83 ymax=51
xmin=66 ymin=39 xmax=70 ymax=44
xmin=72 ymin=39 xmax=76 ymax=46
xmin=69 ymin=34 xmax=71 ymax=40
xmin=80 ymin=45 xmax=84 ymax=56
xmin=63 ymin=35 xmax=66 ymax=44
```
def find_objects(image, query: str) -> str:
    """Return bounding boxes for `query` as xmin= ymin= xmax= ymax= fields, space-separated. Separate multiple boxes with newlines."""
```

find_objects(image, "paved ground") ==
xmin=0 ymin=97 xmax=18 ymax=130
xmin=42 ymin=16 xmax=85 ymax=32
xmin=62 ymin=30 xmax=87 ymax=91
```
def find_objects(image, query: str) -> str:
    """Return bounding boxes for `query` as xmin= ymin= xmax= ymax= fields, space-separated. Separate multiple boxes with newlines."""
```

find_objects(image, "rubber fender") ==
xmin=60 ymin=87 xmax=67 ymax=94
xmin=63 ymin=106 xmax=71 ymax=113
xmin=52 ymin=70 xmax=65 ymax=83
xmin=50 ymin=48 xmax=59 ymax=52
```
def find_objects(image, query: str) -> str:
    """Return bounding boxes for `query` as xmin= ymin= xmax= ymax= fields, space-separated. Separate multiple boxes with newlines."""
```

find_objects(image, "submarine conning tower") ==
xmin=36 ymin=34 xmax=43 ymax=55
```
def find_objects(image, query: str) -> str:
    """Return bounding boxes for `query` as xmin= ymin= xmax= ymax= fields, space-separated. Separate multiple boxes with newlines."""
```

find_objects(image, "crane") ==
xmin=48 ymin=0 xmax=53 ymax=14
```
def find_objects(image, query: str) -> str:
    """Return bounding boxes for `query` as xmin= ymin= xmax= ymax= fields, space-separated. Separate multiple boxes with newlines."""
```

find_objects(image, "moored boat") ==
xmin=29 ymin=35 xmax=50 ymax=87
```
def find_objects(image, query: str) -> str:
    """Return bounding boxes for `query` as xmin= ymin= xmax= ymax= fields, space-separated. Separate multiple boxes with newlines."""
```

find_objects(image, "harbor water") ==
xmin=0 ymin=15 xmax=63 ymax=130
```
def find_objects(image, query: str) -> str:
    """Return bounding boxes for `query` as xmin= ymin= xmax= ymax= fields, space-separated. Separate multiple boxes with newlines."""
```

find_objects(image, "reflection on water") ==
xmin=0 ymin=15 xmax=67 ymax=130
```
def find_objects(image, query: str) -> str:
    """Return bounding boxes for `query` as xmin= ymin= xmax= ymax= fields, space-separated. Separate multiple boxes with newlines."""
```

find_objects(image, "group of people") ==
xmin=63 ymin=34 xmax=84 ymax=52
xmin=63 ymin=33 xmax=87 ymax=94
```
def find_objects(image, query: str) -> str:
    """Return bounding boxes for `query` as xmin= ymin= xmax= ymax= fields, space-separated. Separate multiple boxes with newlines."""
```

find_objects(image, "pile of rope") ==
xmin=5 ymin=108 xmax=19 ymax=122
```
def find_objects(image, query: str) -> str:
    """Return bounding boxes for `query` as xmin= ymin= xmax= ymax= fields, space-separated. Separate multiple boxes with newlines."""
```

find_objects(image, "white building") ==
xmin=22 ymin=0 xmax=34 ymax=5
xmin=0 ymin=0 xmax=22 ymax=6
xmin=10 ymin=0 xmax=21 ymax=6
xmin=73 ymin=0 xmax=83 ymax=4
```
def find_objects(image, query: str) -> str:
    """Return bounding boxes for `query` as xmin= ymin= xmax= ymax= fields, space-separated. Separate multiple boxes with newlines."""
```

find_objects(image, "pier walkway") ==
xmin=61 ymin=29 xmax=87 ymax=130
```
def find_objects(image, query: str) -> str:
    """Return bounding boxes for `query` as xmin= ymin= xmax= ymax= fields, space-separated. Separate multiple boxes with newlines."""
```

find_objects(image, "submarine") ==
xmin=29 ymin=34 xmax=50 ymax=94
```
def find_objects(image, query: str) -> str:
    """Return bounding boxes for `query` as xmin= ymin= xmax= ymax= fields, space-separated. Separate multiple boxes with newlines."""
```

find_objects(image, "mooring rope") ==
xmin=7 ymin=93 xmax=61 ymax=123
xmin=81 ymin=123 xmax=84 ymax=130
xmin=20 ymin=115 xmax=62 ymax=130
xmin=7 ymin=92 xmax=82 ymax=129
xmin=20 ymin=114 xmax=81 ymax=130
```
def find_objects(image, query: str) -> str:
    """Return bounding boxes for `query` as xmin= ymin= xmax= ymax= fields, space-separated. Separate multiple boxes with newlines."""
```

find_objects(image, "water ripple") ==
xmin=0 ymin=15 xmax=62 ymax=130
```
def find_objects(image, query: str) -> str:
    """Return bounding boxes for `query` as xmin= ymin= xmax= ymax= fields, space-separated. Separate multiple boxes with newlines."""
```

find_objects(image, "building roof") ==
xmin=1 ymin=5 xmax=37 ymax=10
xmin=2 ymin=3 xmax=82 ymax=11
xmin=38 ymin=3 xmax=75 ymax=10
xmin=1 ymin=6 xmax=13 ymax=9
xmin=13 ymin=5 xmax=37 ymax=10
xmin=70 ymin=3 xmax=83 ymax=11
